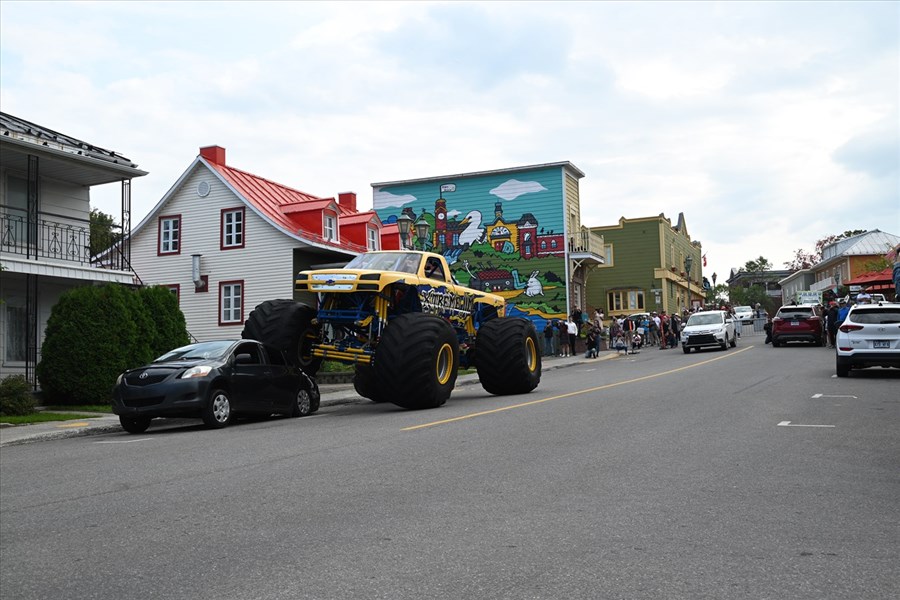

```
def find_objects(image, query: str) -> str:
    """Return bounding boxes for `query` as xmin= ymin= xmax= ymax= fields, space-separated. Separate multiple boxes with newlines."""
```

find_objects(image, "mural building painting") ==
xmin=372 ymin=167 xmax=571 ymax=328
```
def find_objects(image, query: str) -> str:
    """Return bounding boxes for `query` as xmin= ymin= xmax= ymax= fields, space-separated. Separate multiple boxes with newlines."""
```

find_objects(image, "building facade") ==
xmin=1 ymin=112 xmax=146 ymax=384
xmin=371 ymin=162 xmax=604 ymax=330
xmin=586 ymin=213 xmax=703 ymax=318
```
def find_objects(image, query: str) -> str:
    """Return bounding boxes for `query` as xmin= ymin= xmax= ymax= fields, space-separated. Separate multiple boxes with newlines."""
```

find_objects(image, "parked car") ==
xmin=732 ymin=306 xmax=754 ymax=324
xmin=835 ymin=302 xmax=900 ymax=377
xmin=680 ymin=310 xmax=736 ymax=353
xmin=112 ymin=339 xmax=320 ymax=433
xmin=771 ymin=305 xmax=824 ymax=347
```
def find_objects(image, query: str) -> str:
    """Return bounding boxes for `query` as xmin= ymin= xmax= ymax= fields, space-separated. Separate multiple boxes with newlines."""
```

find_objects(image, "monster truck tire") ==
xmin=242 ymin=299 xmax=322 ymax=375
xmin=375 ymin=313 xmax=459 ymax=410
xmin=475 ymin=318 xmax=541 ymax=396
xmin=354 ymin=364 xmax=387 ymax=403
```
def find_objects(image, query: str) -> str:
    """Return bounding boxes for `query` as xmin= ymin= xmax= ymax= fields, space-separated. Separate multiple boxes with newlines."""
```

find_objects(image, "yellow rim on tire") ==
xmin=525 ymin=337 xmax=537 ymax=372
xmin=436 ymin=343 xmax=453 ymax=385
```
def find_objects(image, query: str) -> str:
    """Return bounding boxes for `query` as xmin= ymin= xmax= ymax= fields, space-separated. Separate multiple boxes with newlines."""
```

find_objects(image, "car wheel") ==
xmin=119 ymin=416 xmax=151 ymax=434
xmin=202 ymin=388 xmax=233 ymax=428
xmin=682 ymin=346 xmax=690 ymax=354
xmin=730 ymin=333 xmax=737 ymax=348
xmin=772 ymin=338 xmax=780 ymax=347
xmin=290 ymin=388 xmax=313 ymax=417
xmin=720 ymin=336 xmax=728 ymax=350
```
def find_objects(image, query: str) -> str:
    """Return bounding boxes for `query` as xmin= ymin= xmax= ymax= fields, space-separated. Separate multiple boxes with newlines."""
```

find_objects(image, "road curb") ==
xmin=0 ymin=353 xmax=617 ymax=447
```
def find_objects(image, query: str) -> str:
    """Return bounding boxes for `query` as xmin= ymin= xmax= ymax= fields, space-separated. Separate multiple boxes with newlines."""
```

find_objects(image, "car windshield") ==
xmin=687 ymin=313 xmax=723 ymax=326
xmin=734 ymin=306 xmax=752 ymax=313
xmin=778 ymin=308 xmax=814 ymax=318
xmin=343 ymin=252 xmax=422 ymax=274
xmin=154 ymin=341 xmax=234 ymax=362
xmin=848 ymin=309 xmax=900 ymax=325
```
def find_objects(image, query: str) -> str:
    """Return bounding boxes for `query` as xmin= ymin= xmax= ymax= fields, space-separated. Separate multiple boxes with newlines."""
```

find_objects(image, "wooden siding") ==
xmin=129 ymin=166 xmax=297 ymax=342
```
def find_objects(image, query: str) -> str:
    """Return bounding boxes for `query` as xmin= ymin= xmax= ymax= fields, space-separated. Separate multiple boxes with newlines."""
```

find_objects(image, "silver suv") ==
xmin=835 ymin=302 xmax=900 ymax=377
xmin=680 ymin=310 xmax=736 ymax=353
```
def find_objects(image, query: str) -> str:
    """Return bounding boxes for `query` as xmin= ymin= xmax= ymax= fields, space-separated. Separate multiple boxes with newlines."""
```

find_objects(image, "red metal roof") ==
xmin=204 ymin=158 xmax=366 ymax=253
xmin=844 ymin=267 xmax=893 ymax=286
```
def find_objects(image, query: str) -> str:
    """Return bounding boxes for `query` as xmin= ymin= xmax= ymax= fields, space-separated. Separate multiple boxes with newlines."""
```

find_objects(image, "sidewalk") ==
xmin=0 ymin=352 xmax=617 ymax=447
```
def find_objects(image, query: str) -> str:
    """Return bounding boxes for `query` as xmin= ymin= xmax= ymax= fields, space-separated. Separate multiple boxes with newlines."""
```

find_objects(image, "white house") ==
xmin=1 ymin=112 xmax=147 ymax=385
xmin=125 ymin=146 xmax=392 ymax=342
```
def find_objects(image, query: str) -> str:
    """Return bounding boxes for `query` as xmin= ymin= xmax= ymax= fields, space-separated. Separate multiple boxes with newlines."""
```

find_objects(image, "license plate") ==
xmin=874 ymin=340 xmax=890 ymax=349
xmin=790 ymin=320 xmax=799 ymax=326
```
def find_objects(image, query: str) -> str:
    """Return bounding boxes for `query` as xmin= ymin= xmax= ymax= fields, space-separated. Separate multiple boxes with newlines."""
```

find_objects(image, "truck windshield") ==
xmin=687 ymin=313 xmax=724 ymax=326
xmin=344 ymin=252 xmax=422 ymax=274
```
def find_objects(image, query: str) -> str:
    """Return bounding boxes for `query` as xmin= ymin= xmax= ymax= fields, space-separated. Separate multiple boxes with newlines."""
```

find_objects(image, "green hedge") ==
xmin=36 ymin=284 xmax=190 ymax=406
xmin=0 ymin=375 xmax=36 ymax=416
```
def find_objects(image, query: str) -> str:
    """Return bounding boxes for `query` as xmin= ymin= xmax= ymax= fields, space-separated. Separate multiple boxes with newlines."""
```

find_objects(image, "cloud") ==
xmin=489 ymin=179 xmax=548 ymax=201
xmin=373 ymin=189 xmax=417 ymax=209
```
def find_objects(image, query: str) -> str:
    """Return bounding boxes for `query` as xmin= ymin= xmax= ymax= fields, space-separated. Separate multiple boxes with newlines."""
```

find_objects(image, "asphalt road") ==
xmin=1 ymin=340 xmax=897 ymax=600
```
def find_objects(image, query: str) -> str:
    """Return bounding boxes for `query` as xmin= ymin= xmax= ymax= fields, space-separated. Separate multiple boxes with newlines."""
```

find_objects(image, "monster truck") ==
xmin=241 ymin=251 xmax=541 ymax=410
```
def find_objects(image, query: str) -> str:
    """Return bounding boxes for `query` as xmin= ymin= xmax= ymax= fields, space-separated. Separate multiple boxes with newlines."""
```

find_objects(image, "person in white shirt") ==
xmin=566 ymin=317 xmax=578 ymax=357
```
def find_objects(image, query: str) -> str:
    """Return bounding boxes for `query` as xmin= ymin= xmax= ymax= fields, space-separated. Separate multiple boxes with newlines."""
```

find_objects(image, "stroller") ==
xmin=631 ymin=333 xmax=643 ymax=354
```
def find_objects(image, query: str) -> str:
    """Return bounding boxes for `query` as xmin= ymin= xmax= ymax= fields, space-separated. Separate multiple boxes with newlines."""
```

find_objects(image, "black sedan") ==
xmin=112 ymin=339 xmax=319 ymax=433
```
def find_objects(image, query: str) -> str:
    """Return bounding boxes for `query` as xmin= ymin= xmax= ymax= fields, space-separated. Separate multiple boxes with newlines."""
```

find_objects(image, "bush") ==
xmin=0 ymin=375 xmax=37 ymax=416
xmin=137 ymin=286 xmax=190 ymax=357
xmin=35 ymin=284 xmax=189 ymax=405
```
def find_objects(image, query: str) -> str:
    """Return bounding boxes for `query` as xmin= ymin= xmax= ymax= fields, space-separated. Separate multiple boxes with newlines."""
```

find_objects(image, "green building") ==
xmin=587 ymin=213 xmax=703 ymax=319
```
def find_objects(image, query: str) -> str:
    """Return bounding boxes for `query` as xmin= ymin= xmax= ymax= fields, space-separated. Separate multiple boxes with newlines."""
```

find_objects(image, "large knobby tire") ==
xmin=202 ymin=388 xmax=233 ymax=428
xmin=476 ymin=318 xmax=542 ymax=396
xmin=119 ymin=416 xmax=151 ymax=434
xmin=375 ymin=313 xmax=459 ymax=410
xmin=242 ymin=299 xmax=322 ymax=375
xmin=354 ymin=364 xmax=387 ymax=403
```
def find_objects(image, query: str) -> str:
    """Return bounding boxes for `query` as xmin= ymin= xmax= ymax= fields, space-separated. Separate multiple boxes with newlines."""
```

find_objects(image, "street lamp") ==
xmin=414 ymin=211 xmax=430 ymax=251
xmin=396 ymin=213 xmax=412 ymax=249
xmin=684 ymin=255 xmax=694 ymax=310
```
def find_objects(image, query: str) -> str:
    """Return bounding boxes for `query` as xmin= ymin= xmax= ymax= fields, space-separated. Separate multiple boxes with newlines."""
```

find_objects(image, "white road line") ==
xmin=777 ymin=421 xmax=835 ymax=428
xmin=811 ymin=393 xmax=857 ymax=399
xmin=95 ymin=438 xmax=153 ymax=444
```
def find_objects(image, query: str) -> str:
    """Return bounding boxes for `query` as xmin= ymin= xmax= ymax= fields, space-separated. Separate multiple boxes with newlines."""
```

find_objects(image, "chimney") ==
xmin=338 ymin=192 xmax=357 ymax=213
xmin=199 ymin=146 xmax=226 ymax=165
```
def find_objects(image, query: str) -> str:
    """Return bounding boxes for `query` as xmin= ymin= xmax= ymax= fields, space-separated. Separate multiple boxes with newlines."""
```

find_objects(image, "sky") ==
xmin=1 ymin=1 xmax=898 ymax=284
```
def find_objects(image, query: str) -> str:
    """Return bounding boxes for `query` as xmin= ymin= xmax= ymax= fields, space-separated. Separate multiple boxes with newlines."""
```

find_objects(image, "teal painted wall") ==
xmin=373 ymin=167 xmax=569 ymax=325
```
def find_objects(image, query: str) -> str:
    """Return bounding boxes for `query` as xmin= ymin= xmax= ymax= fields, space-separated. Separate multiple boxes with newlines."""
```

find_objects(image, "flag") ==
xmin=702 ymin=254 xmax=707 ymax=267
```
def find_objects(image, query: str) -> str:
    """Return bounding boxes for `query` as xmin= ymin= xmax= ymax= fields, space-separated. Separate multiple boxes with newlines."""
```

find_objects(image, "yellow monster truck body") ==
xmin=242 ymin=251 xmax=541 ymax=410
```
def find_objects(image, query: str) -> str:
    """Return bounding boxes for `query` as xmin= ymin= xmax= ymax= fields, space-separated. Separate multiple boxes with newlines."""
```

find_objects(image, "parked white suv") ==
xmin=835 ymin=302 xmax=900 ymax=377
xmin=681 ymin=310 xmax=736 ymax=353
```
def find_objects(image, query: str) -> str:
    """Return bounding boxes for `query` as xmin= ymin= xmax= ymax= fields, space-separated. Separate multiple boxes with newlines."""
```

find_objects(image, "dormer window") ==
xmin=323 ymin=214 xmax=337 ymax=242
xmin=367 ymin=227 xmax=379 ymax=251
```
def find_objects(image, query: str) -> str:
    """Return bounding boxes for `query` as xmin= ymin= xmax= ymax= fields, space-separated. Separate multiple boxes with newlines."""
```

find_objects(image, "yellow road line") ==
xmin=402 ymin=346 xmax=754 ymax=431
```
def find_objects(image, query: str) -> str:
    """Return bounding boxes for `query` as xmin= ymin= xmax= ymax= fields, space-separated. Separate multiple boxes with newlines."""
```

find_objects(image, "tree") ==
xmin=89 ymin=208 xmax=121 ymax=258
xmin=743 ymin=256 xmax=772 ymax=273
xmin=784 ymin=230 xmax=867 ymax=269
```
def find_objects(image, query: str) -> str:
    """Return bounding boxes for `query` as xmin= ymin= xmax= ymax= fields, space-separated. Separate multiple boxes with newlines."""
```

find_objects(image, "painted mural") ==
xmin=373 ymin=168 xmax=569 ymax=327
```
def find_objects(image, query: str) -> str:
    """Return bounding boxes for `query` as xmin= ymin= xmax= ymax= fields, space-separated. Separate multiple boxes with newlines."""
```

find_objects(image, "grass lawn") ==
xmin=1 ymin=405 xmax=113 ymax=425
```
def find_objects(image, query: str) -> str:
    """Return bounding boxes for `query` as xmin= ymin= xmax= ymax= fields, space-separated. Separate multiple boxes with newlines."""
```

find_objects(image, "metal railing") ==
xmin=1 ymin=210 xmax=128 ymax=270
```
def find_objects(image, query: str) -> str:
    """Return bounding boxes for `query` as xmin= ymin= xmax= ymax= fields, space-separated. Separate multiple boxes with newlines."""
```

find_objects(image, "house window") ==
xmin=608 ymin=290 xmax=645 ymax=312
xmin=602 ymin=243 xmax=614 ymax=267
xmin=221 ymin=208 xmax=245 ymax=249
xmin=5 ymin=176 xmax=28 ymax=217
xmin=4 ymin=303 xmax=26 ymax=362
xmin=219 ymin=281 xmax=244 ymax=325
xmin=323 ymin=214 xmax=337 ymax=242
xmin=367 ymin=227 xmax=379 ymax=251
xmin=158 ymin=215 xmax=181 ymax=255
xmin=165 ymin=284 xmax=180 ymax=304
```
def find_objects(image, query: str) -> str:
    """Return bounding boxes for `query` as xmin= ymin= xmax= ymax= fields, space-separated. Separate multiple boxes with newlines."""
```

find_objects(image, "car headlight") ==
xmin=180 ymin=365 xmax=213 ymax=379
xmin=116 ymin=373 xmax=124 ymax=386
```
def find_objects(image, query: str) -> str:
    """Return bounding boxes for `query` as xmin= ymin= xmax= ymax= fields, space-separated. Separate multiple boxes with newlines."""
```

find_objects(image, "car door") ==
xmin=230 ymin=341 xmax=274 ymax=414
xmin=262 ymin=345 xmax=297 ymax=412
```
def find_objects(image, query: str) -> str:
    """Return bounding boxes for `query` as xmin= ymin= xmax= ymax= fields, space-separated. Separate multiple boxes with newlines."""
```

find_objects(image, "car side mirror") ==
xmin=235 ymin=353 xmax=253 ymax=364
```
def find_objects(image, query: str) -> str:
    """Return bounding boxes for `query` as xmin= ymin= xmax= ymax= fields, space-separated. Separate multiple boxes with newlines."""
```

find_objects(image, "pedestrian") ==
xmin=648 ymin=312 xmax=660 ymax=346
xmin=566 ymin=316 xmax=578 ymax=357
xmin=826 ymin=301 xmax=839 ymax=348
xmin=543 ymin=321 xmax=554 ymax=356
xmin=659 ymin=311 xmax=670 ymax=349
xmin=552 ymin=319 xmax=562 ymax=356
xmin=585 ymin=327 xmax=598 ymax=358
